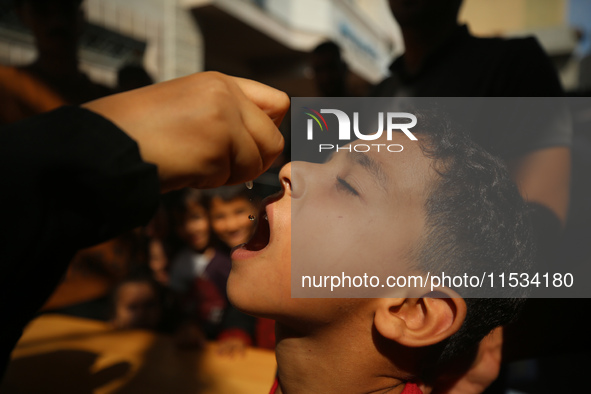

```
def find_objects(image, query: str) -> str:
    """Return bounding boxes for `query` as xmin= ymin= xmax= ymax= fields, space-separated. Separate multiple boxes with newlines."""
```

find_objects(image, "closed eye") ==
xmin=336 ymin=176 xmax=359 ymax=196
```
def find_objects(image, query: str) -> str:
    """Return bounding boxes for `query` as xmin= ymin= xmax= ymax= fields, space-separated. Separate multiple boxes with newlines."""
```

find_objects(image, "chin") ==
xmin=226 ymin=273 xmax=280 ymax=319
xmin=226 ymin=272 xmax=255 ymax=313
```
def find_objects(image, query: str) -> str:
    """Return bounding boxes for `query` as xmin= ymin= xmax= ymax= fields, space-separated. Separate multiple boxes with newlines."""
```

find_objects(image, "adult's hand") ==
xmin=83 ymin=72 xmax=289 ymax=192
xmin=423 ymin=327 xmax=503 ymax=394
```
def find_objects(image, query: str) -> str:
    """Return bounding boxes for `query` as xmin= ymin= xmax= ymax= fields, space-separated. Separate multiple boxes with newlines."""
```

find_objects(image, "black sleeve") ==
xmin=497 ymin=37 xmax=564 ymax=97
xmin=0 ymin=106 xmax=160 ymax=378
xmin=494 ymin=38 xmax=572 ymax=158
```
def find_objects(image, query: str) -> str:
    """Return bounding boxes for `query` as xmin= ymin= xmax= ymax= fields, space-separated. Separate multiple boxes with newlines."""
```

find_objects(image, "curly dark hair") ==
xmin=410 ymin=110 xmax=534 ymax=364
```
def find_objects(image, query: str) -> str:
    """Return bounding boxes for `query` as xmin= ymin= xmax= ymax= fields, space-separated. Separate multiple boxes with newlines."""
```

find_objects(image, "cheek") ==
xmin=197 ymin=219 xmax=209 ymax=233
xmin=184 ymin=220 xmax=196 ymax=233
xmin=292 ymin=199 xmax=357 ymax=266
xmin=238 ymin=216 xmax=254 ymax=232
xmin=117 ymin=304 xmax=132 ymax=320
xmin=211 ymin=219 xmax=225 ymax=233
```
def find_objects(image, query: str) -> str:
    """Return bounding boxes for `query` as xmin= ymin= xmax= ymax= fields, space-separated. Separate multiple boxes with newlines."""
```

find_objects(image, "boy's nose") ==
xmin=279 ymin=162 xmax=302 ymax=199
xmin=279 ymin=161 xmax=315 ymax=199
xmin=279 ymin=162 xmax=292 ymax=196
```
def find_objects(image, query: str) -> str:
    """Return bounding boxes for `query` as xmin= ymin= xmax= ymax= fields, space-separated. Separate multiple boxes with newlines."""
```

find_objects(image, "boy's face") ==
xmin=228 ymin=134 xmax=437 ymax=324
xmin=179 ymin=201 xmax=210 ymax=252
xmin=209 ymin=196 xmax=258 ymax=248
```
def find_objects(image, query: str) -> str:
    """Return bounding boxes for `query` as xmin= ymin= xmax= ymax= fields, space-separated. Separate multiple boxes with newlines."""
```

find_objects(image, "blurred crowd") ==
xmin=49 ymin=184 xmax=276 ymax=355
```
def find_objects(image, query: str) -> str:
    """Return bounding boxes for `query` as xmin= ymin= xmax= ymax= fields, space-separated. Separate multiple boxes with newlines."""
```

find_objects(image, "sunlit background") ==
xmin=1 ymin=0 xmax=588 ymax=94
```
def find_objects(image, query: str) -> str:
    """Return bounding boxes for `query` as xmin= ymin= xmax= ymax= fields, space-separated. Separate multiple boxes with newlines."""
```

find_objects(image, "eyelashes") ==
xmin=336 ymin=176 xmax=359 ymax=196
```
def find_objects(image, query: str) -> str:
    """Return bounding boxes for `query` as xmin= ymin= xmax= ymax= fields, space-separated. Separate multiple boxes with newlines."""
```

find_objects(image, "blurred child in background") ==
xmin=208 ymin=185 xmax=259 ymax=253
xmin=207 ymin=186 xmax=275 ymax=351
xmin=110 ymin=274 xmax=162 ymax=330
xmin=169 ymin=188 xmax=256 ymax=353
xmin=147 ymin=238 xmax=170 ymax=286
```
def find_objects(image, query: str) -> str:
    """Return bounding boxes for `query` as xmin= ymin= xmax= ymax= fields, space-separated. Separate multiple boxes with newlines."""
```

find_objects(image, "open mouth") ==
xmin=244 ymin=213 xmax=269 ymax=251
xmin=242 ymin=191 xmax=283 ymax=252
xmin=243 ymin=205 xmax=271 ymax=251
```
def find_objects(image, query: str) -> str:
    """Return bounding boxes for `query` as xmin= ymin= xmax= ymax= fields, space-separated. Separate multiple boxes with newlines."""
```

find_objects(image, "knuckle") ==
xmin=277 ymin=91 xmax=290 ymax=109
xmin=200 ymin=73 xmax=233 ymax=100
xmin=205 ymin=101 xmax=231 ymax=125
xmin=202 ymin=70 xmax=226 ymax=80
xmin=274 ymin=132 xmax=285 ymax=152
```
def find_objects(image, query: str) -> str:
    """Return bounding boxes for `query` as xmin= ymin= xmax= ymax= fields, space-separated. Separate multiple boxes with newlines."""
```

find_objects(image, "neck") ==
xmin=400 ymin=21 xmax=459 ymax=74
xmin=273 ymin=322 xmax=407 ymax=394
xmin=203 ymin=246 xmax=216 ymax=259
xmin=193 ymin=246 xmax=216 ymax=259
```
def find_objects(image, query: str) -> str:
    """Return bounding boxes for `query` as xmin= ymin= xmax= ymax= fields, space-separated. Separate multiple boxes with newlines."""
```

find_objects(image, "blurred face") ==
xmin=179 ymin=202 xmax=210 ymax=252
xmin=210 ymin=197 xmax=257 ymax=248
xmin=228 ymin=134 xmax=436 ymax=326
xmin=113 ymin=282 xmax=161 ymax=330
xmin=311 ymin=52 xmax=346 ymax=97
xmin=148 ymin=239 xmax=169 ymax=285
xmin=388 ymin=0 xmax=460 ymax=27
xmin=148 ymin=239 xmax=167 ymax=270
xmin=18 ymin=0 xmax=83 ymax=55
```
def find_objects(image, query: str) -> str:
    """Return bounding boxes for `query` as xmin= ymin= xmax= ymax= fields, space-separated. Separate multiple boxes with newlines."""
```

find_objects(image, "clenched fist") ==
xmin=84 ymin=72 xmax=289 ymax=192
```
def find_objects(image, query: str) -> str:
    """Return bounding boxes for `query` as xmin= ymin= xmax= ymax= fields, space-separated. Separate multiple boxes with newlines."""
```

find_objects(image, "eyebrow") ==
xmin=348 ymin=152 xmax=389 ymax=194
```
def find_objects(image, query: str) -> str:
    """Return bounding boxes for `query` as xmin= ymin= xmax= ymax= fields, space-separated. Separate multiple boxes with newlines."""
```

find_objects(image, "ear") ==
xmin=374 ymin=291 xmax=466 ymax=348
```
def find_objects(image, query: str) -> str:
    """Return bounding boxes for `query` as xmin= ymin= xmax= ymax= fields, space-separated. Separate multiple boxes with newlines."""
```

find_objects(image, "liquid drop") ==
xmin=245 ymin=181 xmax=254 ymax=190
xmin=248 ymin=215 xmax=256 ymax=221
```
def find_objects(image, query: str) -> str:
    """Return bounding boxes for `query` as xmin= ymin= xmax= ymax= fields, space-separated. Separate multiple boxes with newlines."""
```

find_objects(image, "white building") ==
xmin=0 ymin=0 xmax=400 ymax=95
